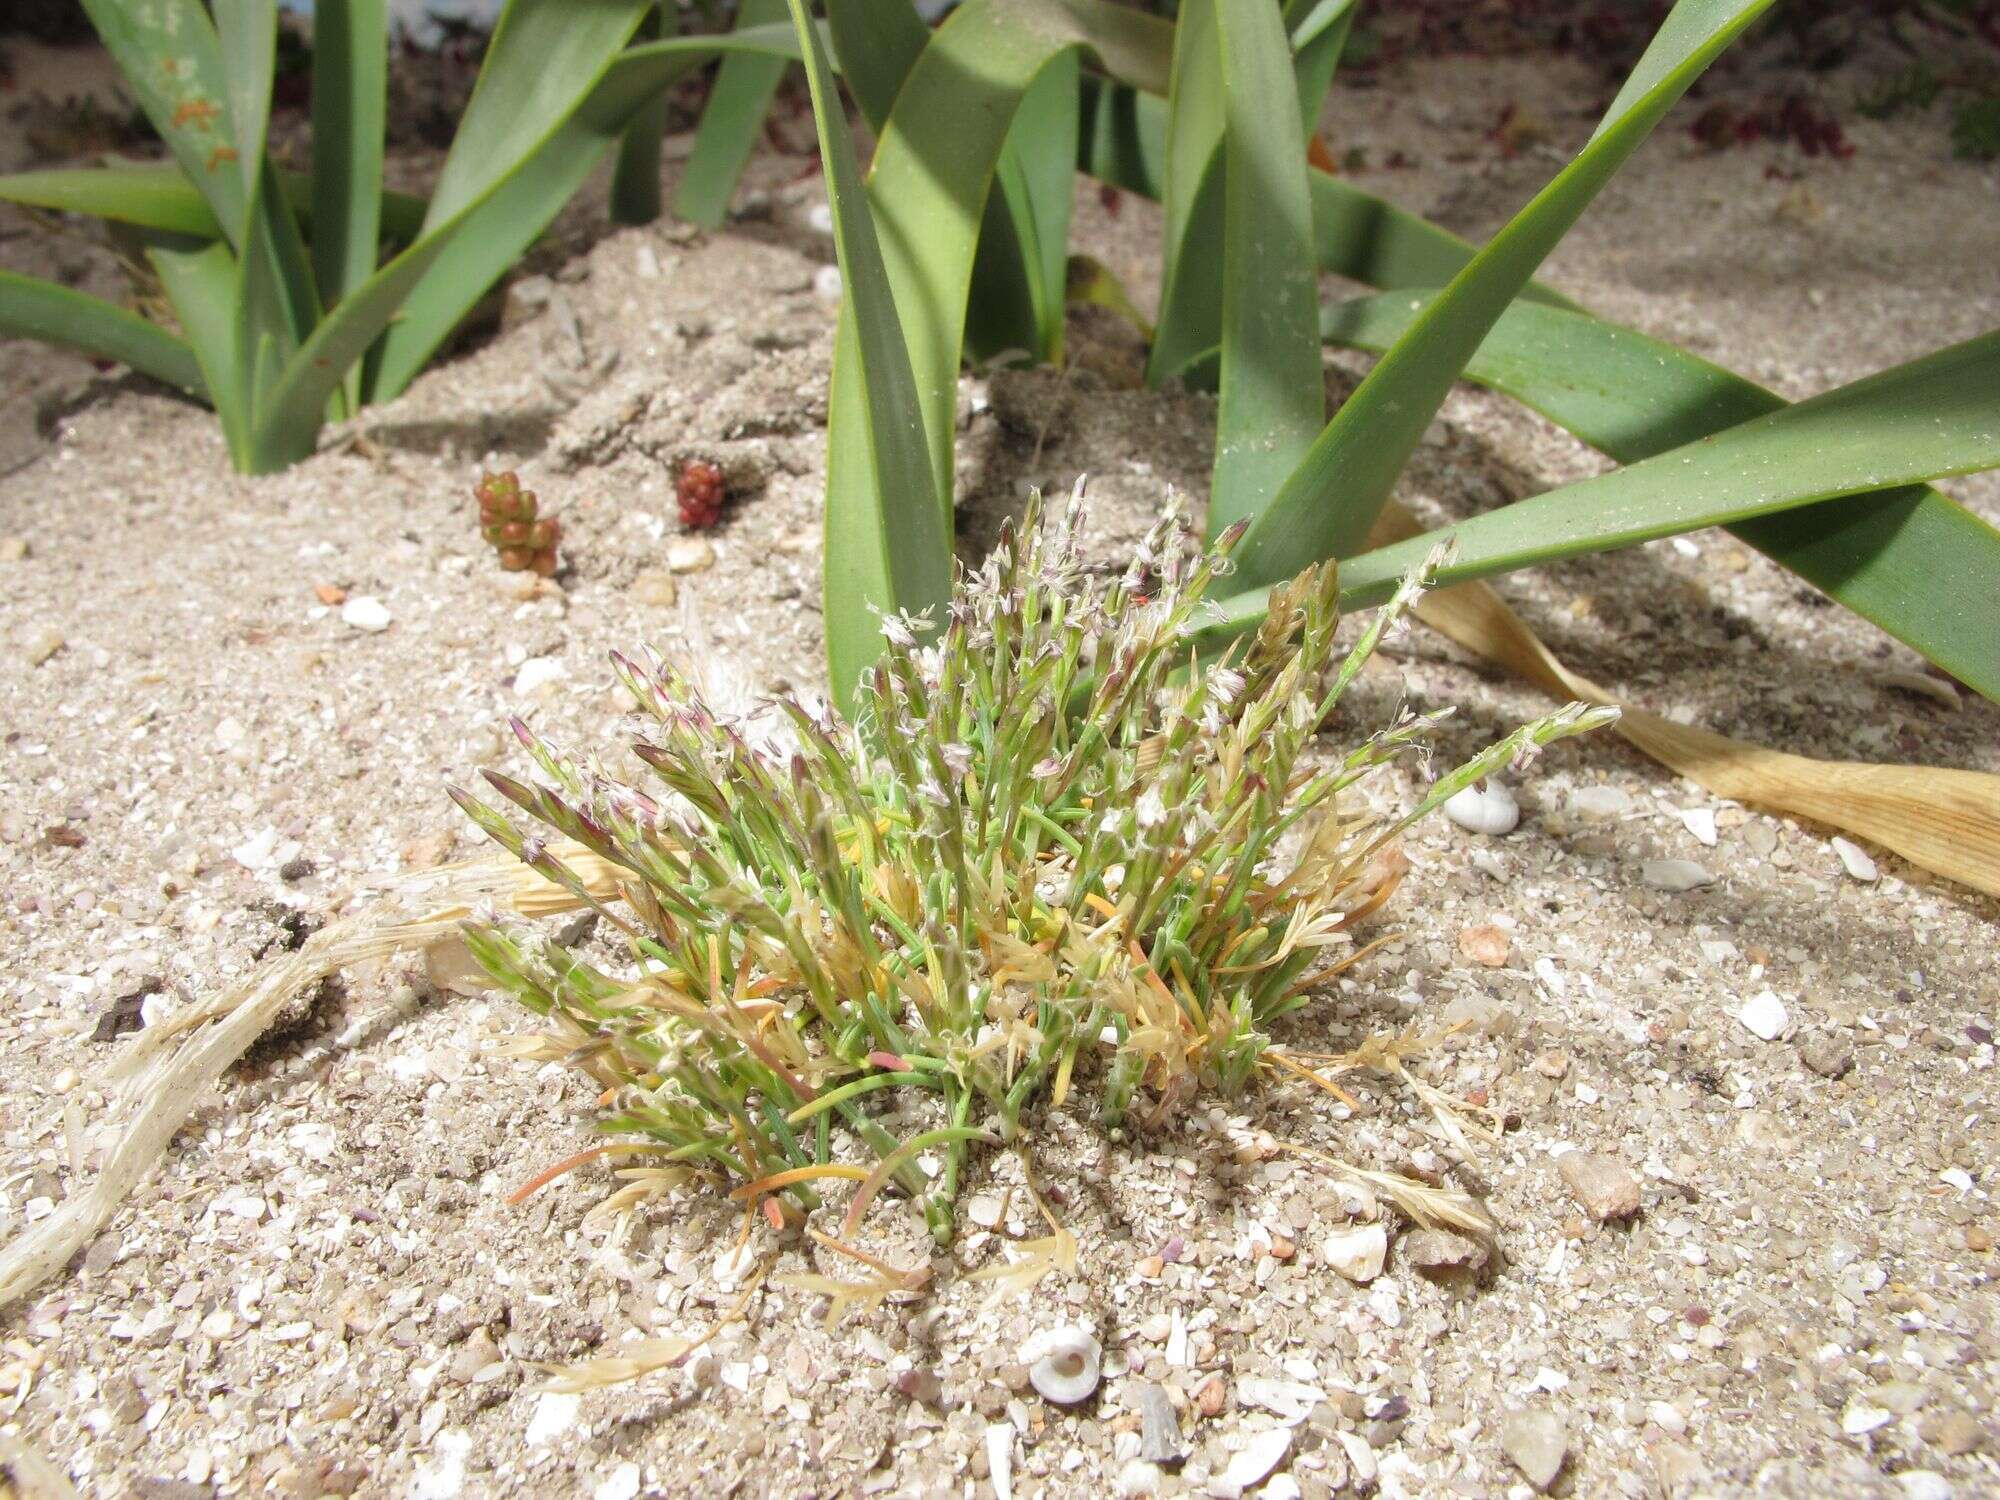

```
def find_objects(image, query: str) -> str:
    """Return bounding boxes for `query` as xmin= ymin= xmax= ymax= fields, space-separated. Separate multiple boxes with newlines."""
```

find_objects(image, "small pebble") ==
xmin=1557 ymin=1151 xmax=1641 ymax=1222
xmin=1567 ymin=785 xmax=1630 ymax=821
xmin=1403 ymin=1228 xmax=1489 ymax=1275
xmin=1680 ymin=807 xmax=1718 ymax=847
xmin=1443 ymin=779 xmax=1519 ymax=835
xmin=1738 ymin=990 xmax=1789 ymax=1041
xmin=1830 ymin=836 xmax=1879 ymax=882
xmin=0 ymin=536 xmax=28 ymax=561
xmin=1640 ymin=858 xmax=1713 ymax=892
xmin=666 ymin=537 xmax=716 ymax=573
xmin=1499 ymin=1408 xmax=1569 ymax=1493
xmin=630 ymin=569 xmax=679 ymax=607
xmin=984 ymin=1425 xmax=1014 ymax=1500
xmin=1320 ymin=1221 xmax=1387 ymax=1283
xmin=513 ymin=656 xmax=568 ymax=697
xmin=812 ymin=264 xmax=844 ymax=302
xmin=1898 ymin=1474 xmax=1953 ymax=1500
xmin=340 ymin=595 xmax=392 ymax=632
xmin=1137 ymin=1383 xmax=1184 ymax=1465
xmin=1798 ymin=1031 xmax=1854 ymax=1078
xmin=25 ymin=628 xmax=63 ymax=666
xmin=1194 ymin=1374 xmax=1227 ymax=1418
xmin=1457 ymin=923 xmax=1511 ymax=968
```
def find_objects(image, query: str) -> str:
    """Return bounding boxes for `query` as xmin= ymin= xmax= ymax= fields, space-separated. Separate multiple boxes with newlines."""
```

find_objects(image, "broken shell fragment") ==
xmin=1025 ymin=1326 xmax=1102 ymax=1405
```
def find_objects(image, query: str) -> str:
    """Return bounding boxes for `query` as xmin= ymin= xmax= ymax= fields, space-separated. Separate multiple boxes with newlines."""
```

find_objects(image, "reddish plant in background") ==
xmin=676 ymin=458 xmax=727 ymax=530
xmin=475 ymin=470 xmax=560 ymax=575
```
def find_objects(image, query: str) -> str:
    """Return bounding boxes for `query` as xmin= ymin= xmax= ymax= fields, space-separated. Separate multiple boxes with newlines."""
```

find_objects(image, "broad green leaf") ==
xmin=310 ymin=0 xmax=388 ymax=310
xmin=1197 ymin=330 xmax=2000 ymax=637
xmin=149 ymin=240 xmax=252 ymax=467
xmin=822 ymin=0 xmax=929 ymax=133
xmin=1200 ymin=0 xmax=1324 ymax=536
xmin=1232 ymin=0 xmax=1779 ymax=585
xmin=363 ymin=27 xmax=800 ymax=404
xmin=860 ymin=0 xmax=1164 ymax=515
xmin=1285 ymin=0 xmax=1359 ymax=138
xmin=1321 ymin=290 xmax=2000 ymax=699
xmin=74 ymin=0 xmax=248 ymax=246
xmin=0 ymin=166 xmax=425 ymax=244
xmin=0 ymin=270 xmax=204 ymax=398
xmin=965 ymin=50 xmax=1081 ymax=366
xmin=418 ymin=0 xmax=652 ymax=234
xmin=363 ymin=0 xmax=659 ymax=402
xmin=1075 ymin=76 xmax=1579 ymax=311
xmin=1146 ymin=0 xmax=1225 ymax=387
xmin=674 ymin=0 xmax=789 ymax=229
xmin=781 ymin=0 xmax=951 ymax=709
xmin=213 ymin=0 xmax=320 ymax=423
xmin=611 ymin=4 xmax=675 ymax=225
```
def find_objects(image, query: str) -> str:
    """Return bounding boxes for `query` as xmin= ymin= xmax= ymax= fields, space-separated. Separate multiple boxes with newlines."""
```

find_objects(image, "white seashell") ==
xmin=1443 ymin=779 xmax=1519 ymax=836
xmin=1024 ymin=1326 xmax=1102 ymax=1405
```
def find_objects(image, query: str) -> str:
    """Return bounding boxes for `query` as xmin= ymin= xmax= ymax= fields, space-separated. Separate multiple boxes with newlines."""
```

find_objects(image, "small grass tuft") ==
xmin=453 ymin=485 xmax=1611 ymax=1248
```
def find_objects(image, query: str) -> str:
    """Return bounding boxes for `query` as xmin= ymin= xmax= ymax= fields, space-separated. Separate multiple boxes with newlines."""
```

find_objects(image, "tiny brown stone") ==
xmin=1457 ymin=923 xmax=1511 ymax=968
xmin=1135 ymin=1254 xmax=1164 ymax=1279
xmin=1195 ymin=1374 xmax=1227 ymax=1418
xmin=1404 ymin=1228 xmax=1490 ymax=1275
xmin=1558 ymin=1151 xmax=1642 ymax=1222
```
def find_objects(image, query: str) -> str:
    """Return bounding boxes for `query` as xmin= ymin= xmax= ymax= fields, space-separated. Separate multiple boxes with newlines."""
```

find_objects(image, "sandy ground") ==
xmin=2 ymin=35 xmax=1998 ymax=1500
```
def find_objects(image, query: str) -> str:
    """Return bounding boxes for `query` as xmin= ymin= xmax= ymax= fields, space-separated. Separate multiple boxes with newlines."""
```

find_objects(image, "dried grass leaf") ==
xmin=1371 ymin=503 xmax=2000 ymax=896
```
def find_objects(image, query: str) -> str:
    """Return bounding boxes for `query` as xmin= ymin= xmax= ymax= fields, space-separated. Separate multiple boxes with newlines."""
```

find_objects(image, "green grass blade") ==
xmin=0 ymin=269 xmax=204 ymax=398
xmin=0 ymin=166 xmax=424 ymax=243
xmin=1233 ymin=0 xmax=1779 ymax=586
xmin=673 ymin=0 xmax=788 ymax=229
xmin=1200 ymin=0 xmax=1324 ymax=537
xmin=75 ymin=0 xmax=248 ymax=245
xmin=611 ymin=4 xmax=675 ymax=225
xmin=1322 ymin=291 xmax=2000 ymax=698
xmin=212 ymin=0 xmax=275 ymax=206
xmin=309 ymin=0 xmax=387 ymax=310
xmin=148 ymin=240 xmax=251 ymax=466
xmin=782 ymin=0 xmax=951 ymax=709
xmin=1199 ymin=331 xmax=2000 ymax=635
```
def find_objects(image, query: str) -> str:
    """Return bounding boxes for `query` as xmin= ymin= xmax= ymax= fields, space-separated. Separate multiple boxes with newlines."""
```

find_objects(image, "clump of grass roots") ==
xmin=453 ymin=486 xmax=1611 ymax=1248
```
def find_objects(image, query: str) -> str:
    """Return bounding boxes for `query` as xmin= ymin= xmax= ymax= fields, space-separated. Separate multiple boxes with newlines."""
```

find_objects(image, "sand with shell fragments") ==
xmin=2 ymin=38 xmax=1998 ymax=1500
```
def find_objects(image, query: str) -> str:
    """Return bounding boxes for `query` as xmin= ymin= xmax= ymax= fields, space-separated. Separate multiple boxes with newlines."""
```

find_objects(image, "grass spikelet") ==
xmin=456 ymin=483 xmax=1609 ymax=1251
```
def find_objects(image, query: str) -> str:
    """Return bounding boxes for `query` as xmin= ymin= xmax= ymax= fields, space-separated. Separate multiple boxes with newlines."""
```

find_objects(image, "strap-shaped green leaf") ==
xmin=965 ymin=49 xmax=1081 ymax=367
xmin=674 ymin=0 xmax=789 ymax=229
xmin=1322 ymin=291 xmax=2000 ymax=699
xmin=0 ymin=166 xmax=425 ymax=244
xmin=1286 ymin=0 xmax=1359 ymax=135
xmin=363 ymin=26 xmax=799 ymax=406
xmin=782 ymin=0 xmax=951 ymax=710
xmin=611 ymin=4 xmax=674 ymax=226
xmin=1231 ymin=0 xmax=1779 ymax=586
xmin=149 ymin=240 xmax=252 ymax=467
xmin=309 ymin=0 xmax=387 ymax=311
xmin=0 ymin=270 xmax=203 ymax=399
xmin=1196 ymin=331 xmax=2000 ymax=640
xmin=1200 ymin=0 xmax=1324 ymax=537
xmin=75 ymin=0 xmax=248 ymax=246
xmin=1076 ymin=76 xmax=1580 ymax=311
xmin=417 ymin=0 xmax=652 ymax=235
